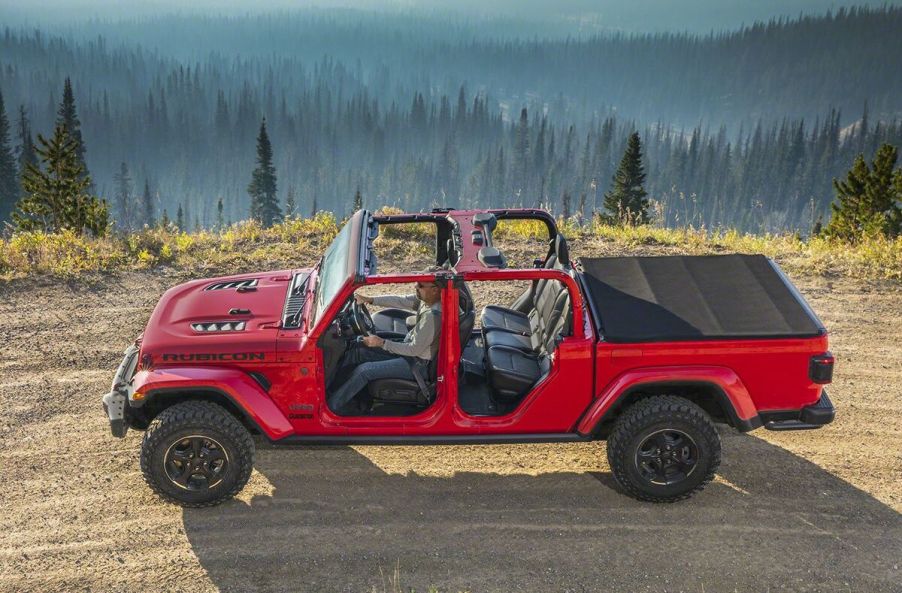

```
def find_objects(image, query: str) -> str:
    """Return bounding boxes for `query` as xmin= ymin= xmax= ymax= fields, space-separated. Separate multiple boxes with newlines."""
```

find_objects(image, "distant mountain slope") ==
xmin=0 ymin=6 xmax=899 ymax=230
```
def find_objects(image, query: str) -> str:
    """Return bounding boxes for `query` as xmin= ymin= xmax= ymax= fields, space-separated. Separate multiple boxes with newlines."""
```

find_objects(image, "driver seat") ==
xmin=367 ymin=282 xmax=475 ymax=407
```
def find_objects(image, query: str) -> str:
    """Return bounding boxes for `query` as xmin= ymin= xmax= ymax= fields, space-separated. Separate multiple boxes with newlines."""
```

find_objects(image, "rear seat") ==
xmin=479 ymin=234 xmax=569 ymax=335
xmin=485 ymin=293 xmax=571 ymax=402
xmin=480 ymin=234 xmax=573 ymax=403
xmin=484 ymin=285 xmax=568 ymax=351
xmin=479 ymin=253 xmax=557 ymax=335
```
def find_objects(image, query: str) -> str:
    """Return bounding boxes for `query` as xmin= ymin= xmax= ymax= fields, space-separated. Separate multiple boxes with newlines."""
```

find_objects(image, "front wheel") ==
xmin=140 ymin=401 xmax=255 ymax=507
xmin=606 ymin=396 xmax=721 ymax=502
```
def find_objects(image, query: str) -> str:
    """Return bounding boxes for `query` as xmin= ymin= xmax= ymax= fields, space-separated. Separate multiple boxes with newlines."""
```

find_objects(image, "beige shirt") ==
xmin=371 ymin=294 xmax=442 ymax=360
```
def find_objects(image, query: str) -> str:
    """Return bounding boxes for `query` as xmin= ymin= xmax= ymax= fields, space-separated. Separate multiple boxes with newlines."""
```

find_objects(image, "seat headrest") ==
xmin=554 ymin=234 xmax=570 ymax=266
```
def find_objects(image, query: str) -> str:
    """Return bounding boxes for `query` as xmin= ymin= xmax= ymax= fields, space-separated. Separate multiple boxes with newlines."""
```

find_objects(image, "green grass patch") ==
xmin=1 ymin=212 xmax=899 ymax=281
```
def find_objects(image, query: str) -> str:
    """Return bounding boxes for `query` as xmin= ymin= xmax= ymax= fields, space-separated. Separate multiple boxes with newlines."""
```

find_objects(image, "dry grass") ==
xmin=1 ymin=211 xmax=899 ymax=281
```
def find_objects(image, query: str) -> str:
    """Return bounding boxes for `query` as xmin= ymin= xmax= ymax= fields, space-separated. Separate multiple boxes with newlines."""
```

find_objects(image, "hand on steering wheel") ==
xmin=350 ymin=298 xmax=376 ymax=336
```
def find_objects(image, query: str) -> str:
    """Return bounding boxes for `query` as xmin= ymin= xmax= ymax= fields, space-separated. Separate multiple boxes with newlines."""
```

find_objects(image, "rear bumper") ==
xmin=761 ymin=390 xmax=836 ymax=431
xmin=102 ymin=345 xmax=140 ymax=438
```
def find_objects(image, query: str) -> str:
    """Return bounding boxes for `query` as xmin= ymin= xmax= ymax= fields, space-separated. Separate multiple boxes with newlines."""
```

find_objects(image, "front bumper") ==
xmin=762 ymin=390 xmax=836 ymax=431
xmin=102 ymin=345 xmax=140 ymax=438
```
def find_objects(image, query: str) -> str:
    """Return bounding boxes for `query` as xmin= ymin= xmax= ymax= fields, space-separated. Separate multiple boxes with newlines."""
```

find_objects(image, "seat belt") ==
xmin=405 ymin=357 xmax=432 ymax=401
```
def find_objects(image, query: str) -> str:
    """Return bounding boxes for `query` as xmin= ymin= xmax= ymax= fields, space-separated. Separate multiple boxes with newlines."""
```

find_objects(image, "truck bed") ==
xmin=578 ymin=255 xmax=825 ymax=343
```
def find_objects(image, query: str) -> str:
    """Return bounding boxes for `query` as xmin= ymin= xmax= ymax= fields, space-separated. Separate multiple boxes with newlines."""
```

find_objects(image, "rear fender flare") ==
xmin=576 ymin=366 xmax=760 ymax=436
xmin=131 ymin=367 xmax=294 ymax=440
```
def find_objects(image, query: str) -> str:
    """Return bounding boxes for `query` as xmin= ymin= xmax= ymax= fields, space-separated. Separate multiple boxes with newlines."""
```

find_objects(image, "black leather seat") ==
xmin=485 ymin=346 xmax=551 ymax=402
xmin=484 ymin=288 xmax=570 ymax=352
xmin=480 ymin=234 xmax=570 ymax=336
xmin=372 ymin=308 xmax=414 ymax=340
xmin=485 ymin=289 xmax=571 ymax=403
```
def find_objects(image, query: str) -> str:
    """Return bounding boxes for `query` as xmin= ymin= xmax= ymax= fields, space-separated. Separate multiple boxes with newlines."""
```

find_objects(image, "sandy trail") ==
xmin=0 ymin=257 xmax=899 ymax=592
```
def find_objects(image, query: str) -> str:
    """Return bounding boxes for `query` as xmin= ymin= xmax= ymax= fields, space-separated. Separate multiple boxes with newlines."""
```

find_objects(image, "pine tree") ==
xmin=16 ymin=105 xmax=38 ymax=195
xmin=247 ymin=118 xmax=280 ymax=227
xmin=284 ymin=186 xmax=296 ymax=218
xmin=214 ymin=89 xmax=230 ymax=142
xmin=13 ymin=124 xmax=109 ymax=236
xmin=513 ymin=107 xmax=530 ymax=202
xmin=603 ymin=132 xmax=649 ymax=225
xmin=56 ymin=78 xmax=89 ymax=182
xmin=141 ymin=179 xmax=154 ymax=227
xmin=176 ymin=203 xmax=184 ymax=229
xmin=113 ymin=162 xmax=134 ymax=230
xmin=353 ymin=186 xmax=363 ymax=212
xmin=0 ymin=90 xmax=18 ymax=222
xmin=216 ymin=196 xmax=224 ymax=228
xmin=826 ymin=144 xmax=902 ymax=240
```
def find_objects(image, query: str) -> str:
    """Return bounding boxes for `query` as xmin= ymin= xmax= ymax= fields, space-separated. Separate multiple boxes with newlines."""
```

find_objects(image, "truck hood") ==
xmin=140 ymin=268 xmax=311 ymax=362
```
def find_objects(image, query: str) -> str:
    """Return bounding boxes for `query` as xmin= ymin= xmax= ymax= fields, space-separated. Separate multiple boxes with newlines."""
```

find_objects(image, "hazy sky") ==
xmin=3 ymin=0 xmax=900 ymax=34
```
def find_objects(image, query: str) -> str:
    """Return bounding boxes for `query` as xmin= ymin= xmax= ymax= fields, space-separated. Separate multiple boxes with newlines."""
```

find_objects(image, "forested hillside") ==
xmin=0 ymin=6 xmax=900 ymax=231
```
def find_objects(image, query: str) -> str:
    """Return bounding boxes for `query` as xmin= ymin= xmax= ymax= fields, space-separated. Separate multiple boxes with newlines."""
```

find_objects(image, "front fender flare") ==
xmin=576 ymin=366 xmax=760 ymax=436
xmin=132 ymin=367 xmax=294 ymax=440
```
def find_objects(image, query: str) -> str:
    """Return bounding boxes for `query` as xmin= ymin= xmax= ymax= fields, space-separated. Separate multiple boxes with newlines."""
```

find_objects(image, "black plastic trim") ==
xmin=248 ymin=372 xmax=271 ymax=392
xmin=135 ymin=387 xmax=268 ymax=435
xmin=268 ymin=433 xmax=593 ymax=446
xmin=762 ymin=390 xmax=835 ymax=431
xmin=592 ymin=380 xmax=762 ymax=434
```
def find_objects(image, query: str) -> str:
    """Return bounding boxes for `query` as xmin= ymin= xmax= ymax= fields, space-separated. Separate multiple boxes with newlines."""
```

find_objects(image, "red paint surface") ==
xmin=132 ymin=208 xmax=830 ymax=440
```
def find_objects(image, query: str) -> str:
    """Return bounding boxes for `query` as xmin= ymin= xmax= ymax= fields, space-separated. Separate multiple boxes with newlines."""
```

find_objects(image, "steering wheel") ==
xmin=349 ymin=300 xmax=376 ymax=336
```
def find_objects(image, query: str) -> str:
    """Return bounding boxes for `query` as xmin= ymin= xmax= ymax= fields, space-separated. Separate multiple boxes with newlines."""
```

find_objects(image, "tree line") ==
xmin=1 ymin=78 xmax=900 ymax=236
xmin=0 ymin=6 xmax=899 ymax=233
xmin=3 ymin=78 xmax=899 ymax=245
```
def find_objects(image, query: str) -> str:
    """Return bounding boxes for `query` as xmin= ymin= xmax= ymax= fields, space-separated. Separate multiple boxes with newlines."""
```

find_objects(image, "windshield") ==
xmin=312 ymin=220 xmax=355 ymax=325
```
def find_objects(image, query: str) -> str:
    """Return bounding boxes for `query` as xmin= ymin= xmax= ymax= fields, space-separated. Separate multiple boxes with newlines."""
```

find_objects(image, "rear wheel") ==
xmin=140 ymin=401 xmax=255 ymax=507
xmin=606 ymin=395 xmax=721 ymax=502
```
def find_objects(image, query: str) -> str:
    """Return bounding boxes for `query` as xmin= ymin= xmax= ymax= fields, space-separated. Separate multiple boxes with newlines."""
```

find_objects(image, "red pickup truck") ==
xmin=103 ymin=208 xmax=835 ymax=506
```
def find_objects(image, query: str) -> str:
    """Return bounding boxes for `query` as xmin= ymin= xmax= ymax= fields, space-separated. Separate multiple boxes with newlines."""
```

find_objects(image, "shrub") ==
xmin=0 ymin=211 xmax=899 ymax=281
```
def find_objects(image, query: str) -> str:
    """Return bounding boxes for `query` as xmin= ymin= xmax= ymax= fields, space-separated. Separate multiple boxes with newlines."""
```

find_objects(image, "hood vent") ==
xmin=205 ymin=279 xmax=258 ymax=291
xmin=192 ymin=321 xmax=247 ymax=332
xmin=281 ymin=272 xmax=310 ymax=329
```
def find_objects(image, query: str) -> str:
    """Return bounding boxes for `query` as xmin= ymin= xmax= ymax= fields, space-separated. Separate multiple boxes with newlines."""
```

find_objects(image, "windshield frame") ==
xmin=308 ymin=210 xmax=371 ymax=330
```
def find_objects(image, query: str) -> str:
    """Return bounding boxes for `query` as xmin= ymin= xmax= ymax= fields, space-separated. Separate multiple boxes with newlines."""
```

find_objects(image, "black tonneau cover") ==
xmin=578 ymin=255 xmax=825 ymax=342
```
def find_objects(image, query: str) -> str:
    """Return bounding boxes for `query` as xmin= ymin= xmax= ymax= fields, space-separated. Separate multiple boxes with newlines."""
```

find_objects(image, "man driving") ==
xmin=327 ymin=273 xmax=443 ymax=412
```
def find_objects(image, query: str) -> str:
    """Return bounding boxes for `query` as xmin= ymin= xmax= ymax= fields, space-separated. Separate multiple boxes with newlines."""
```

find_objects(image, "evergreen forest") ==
xmin=0 ymin=5 xmax=900 ymax=232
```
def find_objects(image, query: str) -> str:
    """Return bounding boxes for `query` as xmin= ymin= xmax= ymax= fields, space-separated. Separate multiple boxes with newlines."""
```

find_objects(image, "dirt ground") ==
xmin=0 ymin=244 xmax=900 ymax=592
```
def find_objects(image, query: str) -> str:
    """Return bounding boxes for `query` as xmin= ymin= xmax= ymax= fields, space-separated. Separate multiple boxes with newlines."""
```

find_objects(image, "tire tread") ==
xmin=140 ymin=400 xmax=255 ymax=508
xmin=607 ymin=395 xmax=721 ymax=503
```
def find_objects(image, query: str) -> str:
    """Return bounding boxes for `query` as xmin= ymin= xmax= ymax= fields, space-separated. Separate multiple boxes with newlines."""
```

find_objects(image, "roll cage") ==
xmin=305 ymin=208 xmax=568 ymax=337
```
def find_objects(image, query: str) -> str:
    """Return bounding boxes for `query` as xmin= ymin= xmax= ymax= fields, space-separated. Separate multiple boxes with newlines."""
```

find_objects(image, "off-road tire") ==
xmin=140 ymin=401 xmax=255 ymax=507
xmin=606 ymin=395 xmax=721 ymax=503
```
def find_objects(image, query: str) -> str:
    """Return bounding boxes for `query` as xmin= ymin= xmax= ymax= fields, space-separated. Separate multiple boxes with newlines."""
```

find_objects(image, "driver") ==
xmin=327 ymin=272 xmax=443 ymax=412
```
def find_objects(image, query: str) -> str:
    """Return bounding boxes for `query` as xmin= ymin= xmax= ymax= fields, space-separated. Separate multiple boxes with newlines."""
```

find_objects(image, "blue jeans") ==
xmin=328 ymin=345 xmax=416 ymax=411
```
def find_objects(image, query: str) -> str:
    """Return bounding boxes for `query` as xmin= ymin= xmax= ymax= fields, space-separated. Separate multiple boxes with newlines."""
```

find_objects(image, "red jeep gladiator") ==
xmin=103 ymin=208 xmax=835 ymax=506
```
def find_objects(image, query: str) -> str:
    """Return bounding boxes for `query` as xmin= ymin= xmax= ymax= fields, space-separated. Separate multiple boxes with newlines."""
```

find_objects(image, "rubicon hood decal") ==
xmin=161 ymin=352 xmax=265 ymax=362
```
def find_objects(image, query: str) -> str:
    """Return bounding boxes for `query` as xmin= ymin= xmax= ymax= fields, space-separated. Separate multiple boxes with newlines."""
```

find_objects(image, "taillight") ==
xmin=809 ymin=352 xmax=834 ymax=384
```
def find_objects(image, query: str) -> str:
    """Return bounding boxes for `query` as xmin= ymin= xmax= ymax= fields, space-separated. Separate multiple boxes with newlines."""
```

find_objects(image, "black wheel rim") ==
xmin=634 ymin=429 xmax=699 ymax=486
xmin=164 ymin=435 xmax=230 ymax=491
